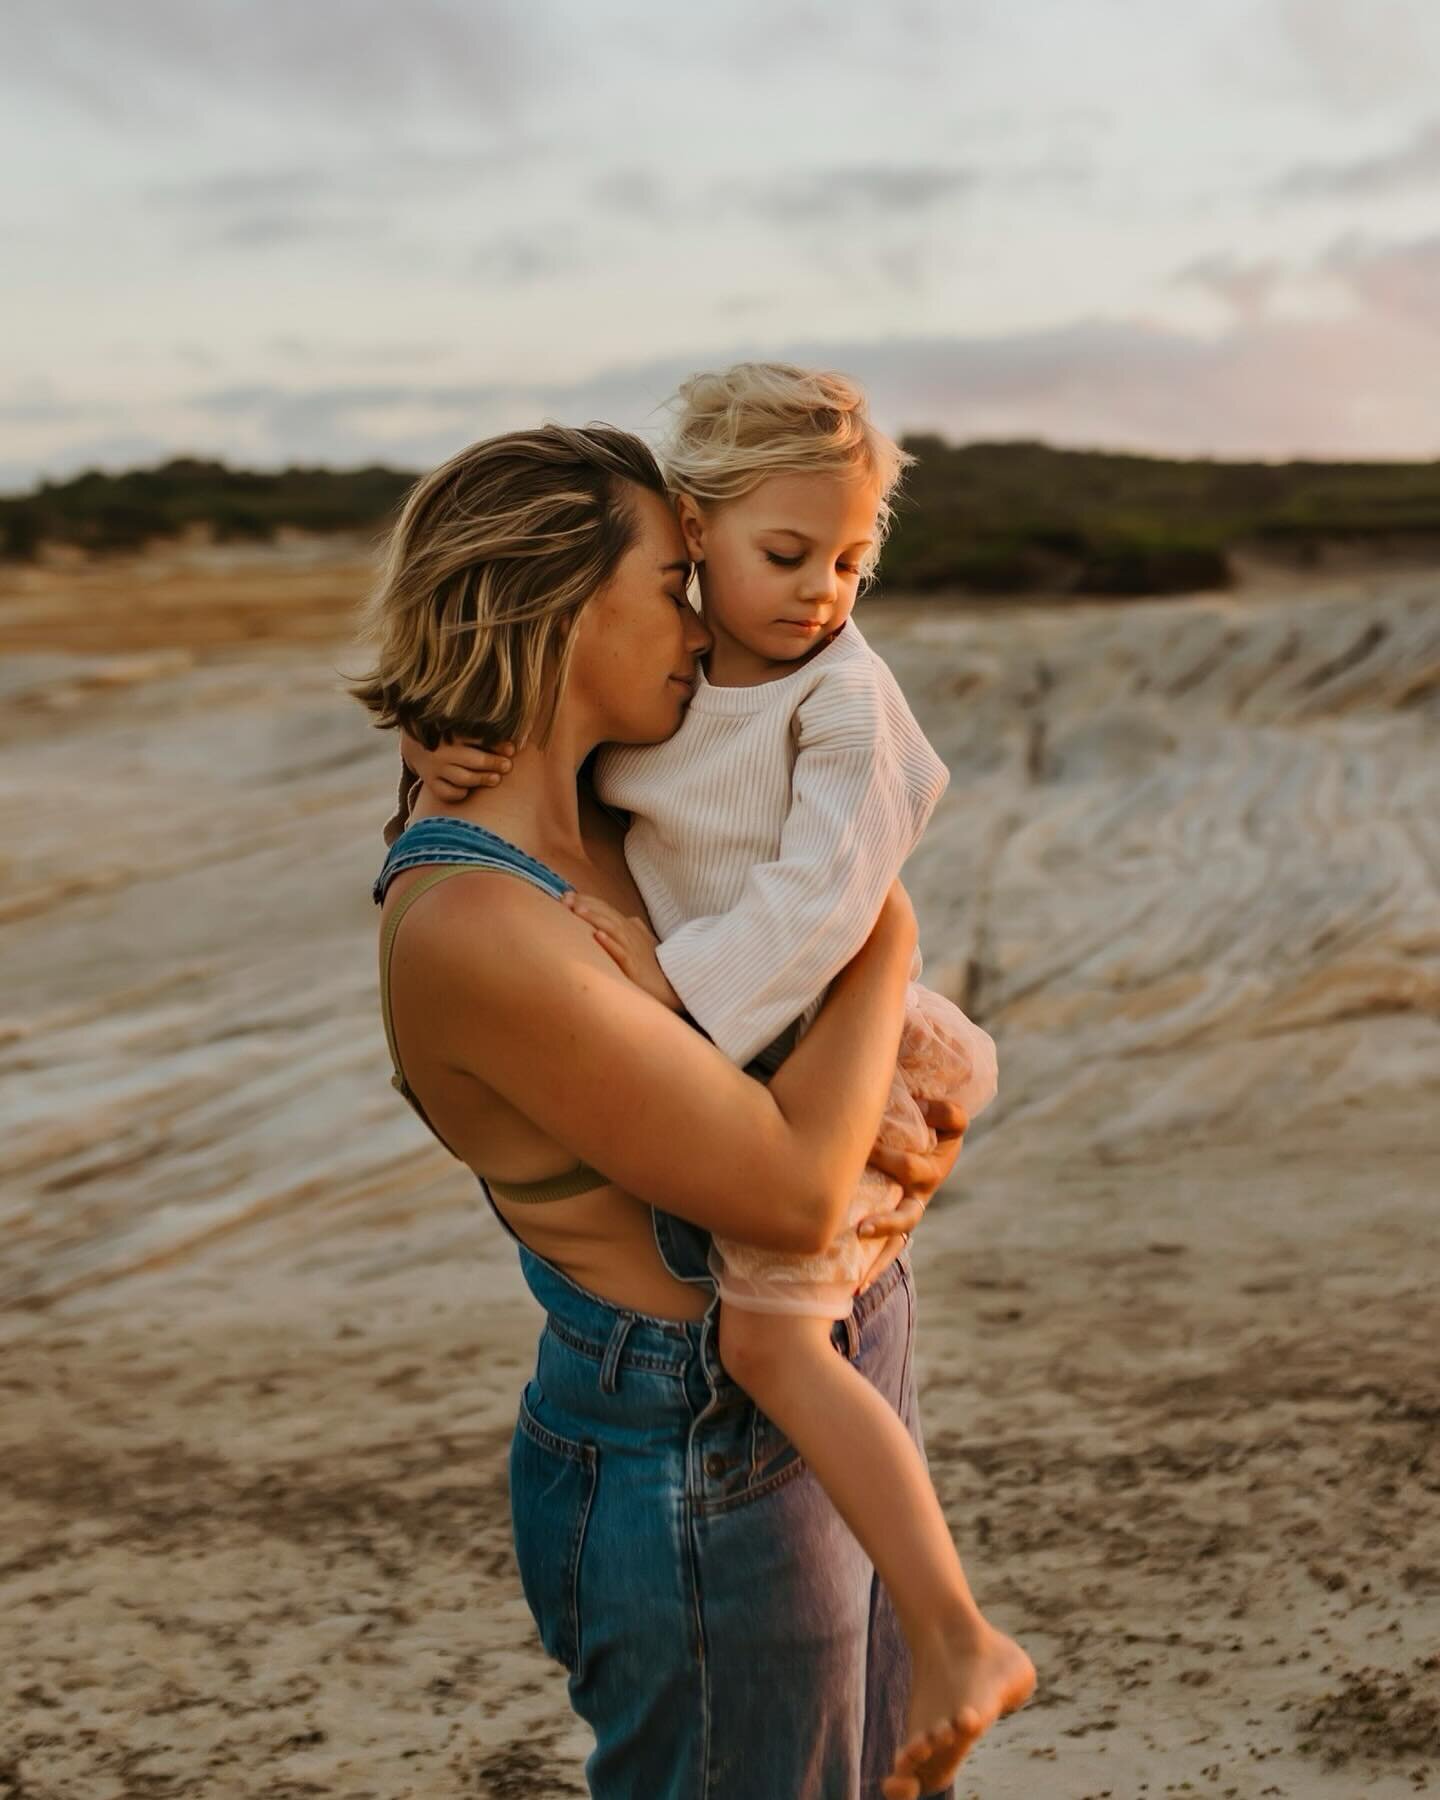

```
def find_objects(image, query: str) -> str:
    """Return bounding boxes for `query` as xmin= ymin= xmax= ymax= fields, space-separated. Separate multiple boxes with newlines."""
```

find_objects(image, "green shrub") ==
xmin=5 ymin=441 xmax=1440 ymax=597
xmin=1074 ymin=536 xmax=1232 ymax=596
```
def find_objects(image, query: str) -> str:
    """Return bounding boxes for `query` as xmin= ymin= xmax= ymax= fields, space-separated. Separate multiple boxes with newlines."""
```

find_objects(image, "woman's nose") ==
xmin=685 ymin=609 xmax=713 ymax=653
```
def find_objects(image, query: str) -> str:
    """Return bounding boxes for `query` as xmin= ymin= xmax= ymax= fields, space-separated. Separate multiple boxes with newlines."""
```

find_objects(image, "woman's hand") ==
xmin=400 ymin=728 xmax=520 ymax=804
xmin=857 ymin=1096 xmax=968 ymax=1244
xmin=562 ymin=890 xmax=685 ymax=1013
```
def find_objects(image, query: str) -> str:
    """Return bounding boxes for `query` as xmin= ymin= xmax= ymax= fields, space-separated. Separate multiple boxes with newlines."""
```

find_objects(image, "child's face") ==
xmin=679 ymin=470 xmax=882 ymax=662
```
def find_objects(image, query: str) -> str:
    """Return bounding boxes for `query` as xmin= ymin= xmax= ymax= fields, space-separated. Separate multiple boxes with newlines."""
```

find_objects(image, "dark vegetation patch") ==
xmin=7 ymin=439 xmax=1440 ymax=596
xmin=0 ymin=457 xmax=411 ymax=559
xmin=879 ymin=436 xmax=1440 ymax=598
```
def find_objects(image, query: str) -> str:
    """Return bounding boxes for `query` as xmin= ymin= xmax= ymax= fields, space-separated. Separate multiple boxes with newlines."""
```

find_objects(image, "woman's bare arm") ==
xmin=397 ymin=871 xmax=917 ymax=1255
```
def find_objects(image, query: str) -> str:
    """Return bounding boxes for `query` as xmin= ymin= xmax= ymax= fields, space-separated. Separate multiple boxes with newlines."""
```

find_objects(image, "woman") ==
xmin=351 ymin=423 xmax=970 ymax=1798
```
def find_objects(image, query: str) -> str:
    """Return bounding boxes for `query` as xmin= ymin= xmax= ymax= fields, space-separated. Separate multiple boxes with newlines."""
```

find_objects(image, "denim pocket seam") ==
xmin=567 ymin=1450 xmax=597 ymax=1675
xmin=692 ymin=1445 xmax=808 ymax=1515
xmin=516 ymin=1388 xmax=594 ymax=1464
xmin=515 ymin=1390 xmax=598 ymax=1674
xmin=896 ymin=1255 xmax=918 ymax=1410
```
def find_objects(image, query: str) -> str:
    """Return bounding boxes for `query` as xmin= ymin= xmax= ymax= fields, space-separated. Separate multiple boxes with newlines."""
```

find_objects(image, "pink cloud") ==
xmin=1322 ymin=231 xmax=1440 ymax=331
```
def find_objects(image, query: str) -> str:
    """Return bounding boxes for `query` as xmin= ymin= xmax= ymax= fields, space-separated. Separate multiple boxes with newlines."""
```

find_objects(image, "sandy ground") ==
xmin=2 ymin=537 xmax=1438 ymax=1798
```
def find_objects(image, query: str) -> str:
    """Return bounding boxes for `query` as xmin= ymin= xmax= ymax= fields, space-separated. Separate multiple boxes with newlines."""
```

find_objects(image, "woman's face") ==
xmin=571 ymin=483 xmax=712 ymax=744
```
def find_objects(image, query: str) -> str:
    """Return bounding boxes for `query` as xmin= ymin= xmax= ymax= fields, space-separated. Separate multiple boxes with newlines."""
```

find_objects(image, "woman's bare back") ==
xmin=386 ymin=782 xmax=712 ymax=1319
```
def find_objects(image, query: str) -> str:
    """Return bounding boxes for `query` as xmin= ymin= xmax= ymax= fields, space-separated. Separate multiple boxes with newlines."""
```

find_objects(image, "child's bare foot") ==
xmin=881 ymin=1618 xmax=1036 ymax=1799
xmin=881 ymin=1713 xmax=977 ymax=1800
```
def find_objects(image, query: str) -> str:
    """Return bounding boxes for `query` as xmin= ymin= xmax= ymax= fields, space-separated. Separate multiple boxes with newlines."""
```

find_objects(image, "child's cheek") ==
xmin=752 ymin=560 xmax=786 ymax=605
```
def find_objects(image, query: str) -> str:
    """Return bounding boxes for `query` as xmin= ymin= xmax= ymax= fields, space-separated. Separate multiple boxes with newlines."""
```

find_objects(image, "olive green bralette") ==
xmin=379 ymin=863 xmax=611 ymax=1204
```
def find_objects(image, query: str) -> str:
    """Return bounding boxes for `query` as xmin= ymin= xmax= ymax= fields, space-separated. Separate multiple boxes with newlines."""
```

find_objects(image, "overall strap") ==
xmin=378 ymin=862 xmax=610 ymax=1201
xmin=379 ymin=865 xmax=478 ymax=1157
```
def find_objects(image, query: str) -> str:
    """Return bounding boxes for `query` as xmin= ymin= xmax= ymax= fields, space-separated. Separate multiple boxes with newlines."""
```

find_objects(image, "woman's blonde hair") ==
xmin=349 ymin=423 xmax=668 ymax=750
xmin=661 ymin=361 xmax=913 ymax=580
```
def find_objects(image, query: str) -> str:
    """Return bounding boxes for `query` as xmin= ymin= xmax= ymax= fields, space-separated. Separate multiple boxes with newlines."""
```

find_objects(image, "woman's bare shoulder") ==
xmin=391 ymin=863 xmax=568 ymax=970
xmin=395 ymin=867 xmax=659 ymax=1076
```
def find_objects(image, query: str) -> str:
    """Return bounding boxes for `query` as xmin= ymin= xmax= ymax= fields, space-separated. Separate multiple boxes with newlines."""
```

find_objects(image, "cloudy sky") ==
xmin=4 ymin=0 xmax=1440 ymax=489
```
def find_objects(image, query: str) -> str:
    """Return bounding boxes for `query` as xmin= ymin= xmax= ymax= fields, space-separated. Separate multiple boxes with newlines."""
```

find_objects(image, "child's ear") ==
xmin=674 ymin=493 xmax=707 ymax=563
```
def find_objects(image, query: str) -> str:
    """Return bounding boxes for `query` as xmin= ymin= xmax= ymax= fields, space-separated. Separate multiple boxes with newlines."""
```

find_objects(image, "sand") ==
xmin=2 ymin=536 xmax=1438 ymax=1797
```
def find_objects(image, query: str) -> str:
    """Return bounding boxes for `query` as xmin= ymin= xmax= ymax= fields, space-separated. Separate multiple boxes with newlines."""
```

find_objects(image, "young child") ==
xmin=395 ymin=363 xmax=1035 ymax=1798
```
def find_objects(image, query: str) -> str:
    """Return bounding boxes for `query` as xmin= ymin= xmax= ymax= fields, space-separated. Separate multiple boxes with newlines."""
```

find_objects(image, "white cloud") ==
xmin=1270 ymin=0 xmax=1440 ymax=111
xmin=1272 ymin=117 xmax=1440 ymax=200
xmin=1172 ymin=254 xmax=1287 ymax=322
xmin=26 ymin=302 xmax=1426 ymax=479
xmin=5 ymin=0 xmax=1440 ymax=482
xmin=5 ymin=0 xmax=545 ymax=131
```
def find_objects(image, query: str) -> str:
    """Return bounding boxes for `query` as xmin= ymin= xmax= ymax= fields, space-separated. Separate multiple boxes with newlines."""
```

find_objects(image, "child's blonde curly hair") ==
xmin=660 ymin=361 xmax=913 ymax=583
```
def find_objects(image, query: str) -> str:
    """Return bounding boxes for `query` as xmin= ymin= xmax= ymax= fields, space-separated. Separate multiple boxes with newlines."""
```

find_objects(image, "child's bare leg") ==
xmin=718 ymin=1304 xmax=1035 ymax=1799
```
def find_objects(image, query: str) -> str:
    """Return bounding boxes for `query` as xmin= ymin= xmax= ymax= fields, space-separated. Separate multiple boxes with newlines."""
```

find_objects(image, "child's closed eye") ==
xmin=763 ymin=551 xmax=861 ymax=576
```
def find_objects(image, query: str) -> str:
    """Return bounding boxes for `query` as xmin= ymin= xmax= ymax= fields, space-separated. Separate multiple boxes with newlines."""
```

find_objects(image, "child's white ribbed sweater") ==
xmin=593 ymin=616 xmax=950 ymax=1075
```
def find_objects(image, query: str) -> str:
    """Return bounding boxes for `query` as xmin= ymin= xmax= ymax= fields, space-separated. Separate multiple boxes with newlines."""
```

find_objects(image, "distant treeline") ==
xmin=880 ymin=437 xmax=1440 ymax=596
xmin=5 ymin=441 xmax=1440 ymax=596
xmin=0 ymin=458 xmax=414 ymax=562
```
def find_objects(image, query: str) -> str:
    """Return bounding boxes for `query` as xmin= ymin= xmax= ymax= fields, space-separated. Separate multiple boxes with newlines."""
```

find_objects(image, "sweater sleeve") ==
xmin=654 ymin=652 xmax=950 ymax=1068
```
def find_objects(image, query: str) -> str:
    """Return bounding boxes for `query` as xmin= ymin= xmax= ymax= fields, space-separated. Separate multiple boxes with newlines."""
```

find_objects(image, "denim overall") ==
xmin=376 ymin=818 xmax=952 ymax=1798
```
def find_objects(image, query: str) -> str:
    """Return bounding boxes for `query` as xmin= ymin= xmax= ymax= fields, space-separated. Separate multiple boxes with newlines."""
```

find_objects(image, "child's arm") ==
xmin=382 ymin=729 xmax=519 ymax=845
xmin=653 ymin=653 xmax=949 ymax=1071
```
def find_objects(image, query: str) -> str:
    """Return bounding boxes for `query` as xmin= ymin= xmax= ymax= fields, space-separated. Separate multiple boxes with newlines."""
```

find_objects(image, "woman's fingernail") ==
xmin=500 ymin=759 xmax=512 ymax=770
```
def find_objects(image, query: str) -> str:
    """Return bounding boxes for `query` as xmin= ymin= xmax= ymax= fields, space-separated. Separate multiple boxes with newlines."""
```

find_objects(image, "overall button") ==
xmin=703 ymin=1452 xmax=728 ymax=1479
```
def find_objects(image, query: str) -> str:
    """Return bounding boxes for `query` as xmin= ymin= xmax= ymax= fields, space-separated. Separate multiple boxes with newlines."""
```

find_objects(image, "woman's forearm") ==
xmin=765 ymin=892 xmax=917 ymax=1246
xmin=411 ymin=860 xmax=914 ymax=1259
